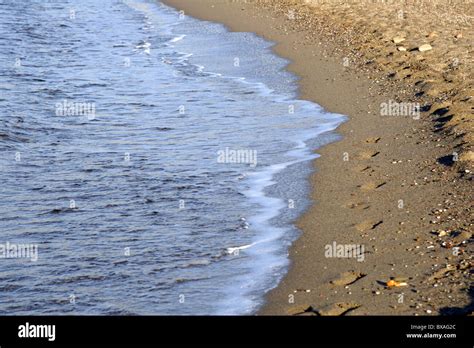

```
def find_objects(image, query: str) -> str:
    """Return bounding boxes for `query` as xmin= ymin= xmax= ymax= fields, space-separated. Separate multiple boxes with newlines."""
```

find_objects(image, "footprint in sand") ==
xmin=365 ymin=136 xmax=381 ymax=144
xmin=344 ymin=201 xmax=371 ymax=210
xmin=351 ymin=164 xmax=373 ymax=173
xmin=286 ymin=305 xmax=315 ymax=315
xmin=357 ymin=150 xmax=380 ymax=160
xmin=289 ymin=302 xmax=361 ymax=316
xmin=315 ymin=302 xmax=361 ymax=316
xmin=330 ymin=271 xmax=367 ymax=286
xmin=354 ymin=220 xmax=383 ymax=232
xmin=358 ymin=181 xmax=386 ymax=191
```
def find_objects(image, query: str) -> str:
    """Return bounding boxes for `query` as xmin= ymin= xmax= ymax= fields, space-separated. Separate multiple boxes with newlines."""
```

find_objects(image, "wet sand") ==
xmin=161 ymin=0 xmax=473 ymax=315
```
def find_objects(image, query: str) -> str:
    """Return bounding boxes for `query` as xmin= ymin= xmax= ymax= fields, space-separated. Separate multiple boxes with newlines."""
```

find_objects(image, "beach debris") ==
xmin=418 ymin=44 xmax=432 ymax=52
xmin=386 ymin=280 xmax=408 ymax=287
xmin=330 ymin=271 xmax=366 ymax=286
xmin=386 ymin=277 xmax=408 ymax=288
xmin=294 ymin=288 xmax=312 ymax=293
xmin=392 ymin=36 xmax=405 ymax=44
xmin=441 ymin=241 xmax=454 ymax=249
xmin=315 ymin=302 xmax=361 ymax=316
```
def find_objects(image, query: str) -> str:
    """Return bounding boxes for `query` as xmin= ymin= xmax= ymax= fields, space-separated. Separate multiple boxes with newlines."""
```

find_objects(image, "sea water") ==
xmin=0 ymin=0 xmax=345 ymax=314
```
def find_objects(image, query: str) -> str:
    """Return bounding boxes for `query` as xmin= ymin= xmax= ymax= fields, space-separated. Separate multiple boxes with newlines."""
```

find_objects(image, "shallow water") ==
xmin=0 ymin=0 xmax=345 ymax=315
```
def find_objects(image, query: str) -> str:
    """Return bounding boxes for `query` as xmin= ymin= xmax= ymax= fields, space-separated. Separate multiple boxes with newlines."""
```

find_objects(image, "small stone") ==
xmin=397 ymin=46 xmax=407 ymax=52
xmin=393 ymin=36 xmax=405 ymax=44
xmin=418 ymin=44 xmax=432 ymax=52
xmin=437 ymin=230 xmax=448 ymax=237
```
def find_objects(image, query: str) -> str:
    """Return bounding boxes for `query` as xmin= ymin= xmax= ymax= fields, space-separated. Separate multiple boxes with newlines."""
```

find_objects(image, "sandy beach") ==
xmin=162 ymin=0 xmax=473 ymax=315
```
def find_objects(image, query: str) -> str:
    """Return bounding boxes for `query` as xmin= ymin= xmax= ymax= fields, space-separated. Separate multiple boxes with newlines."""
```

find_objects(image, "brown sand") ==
xmin=161 ymin=0 xmax=473 ymax=315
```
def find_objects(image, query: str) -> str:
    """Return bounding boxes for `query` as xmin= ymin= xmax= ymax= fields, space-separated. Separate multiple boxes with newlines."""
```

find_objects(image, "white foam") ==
xmin=225 ymin=244 xmax=254 ymax=255
xmin=169 ymin=34 xmax=186 ymax=43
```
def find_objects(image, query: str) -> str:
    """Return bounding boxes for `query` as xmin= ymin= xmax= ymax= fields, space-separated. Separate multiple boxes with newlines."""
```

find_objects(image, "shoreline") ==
xmin=161 ymin=0 xmax=473 ymax=315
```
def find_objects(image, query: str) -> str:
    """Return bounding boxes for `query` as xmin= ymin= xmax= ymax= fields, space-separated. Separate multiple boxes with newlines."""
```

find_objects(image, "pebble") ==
xmin=393 ymin=36 xmax=405 ymax=44
xmin=418 ymin=44 xmax=432 ymax=52
xmin=437 ymin=230 xmax=448 ymax=237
